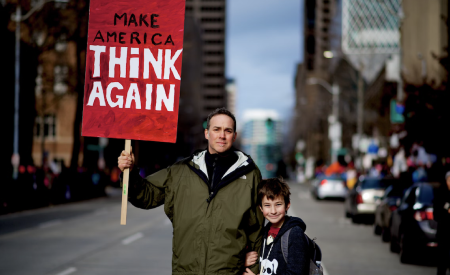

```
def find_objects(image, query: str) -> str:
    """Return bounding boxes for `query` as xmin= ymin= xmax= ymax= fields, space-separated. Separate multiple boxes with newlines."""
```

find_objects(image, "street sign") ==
xmin=82 ymin=0 xmax=186 ymax=225
xmin=342 ymin=0 xmax=401 ymax=55
xmin=82 ymin=0 xmax=186 ymax=143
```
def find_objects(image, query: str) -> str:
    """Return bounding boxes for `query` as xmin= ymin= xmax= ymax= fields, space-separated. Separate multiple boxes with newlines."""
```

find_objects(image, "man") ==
xmin=434 ymin=171 xmax=450 ymax=275
xmin=118 ymin=107 xmax=263 ymax=275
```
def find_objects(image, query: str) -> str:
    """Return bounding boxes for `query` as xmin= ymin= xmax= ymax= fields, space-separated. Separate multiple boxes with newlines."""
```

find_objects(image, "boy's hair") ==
xmin=258 ymin=177 xmax=291 ymax=207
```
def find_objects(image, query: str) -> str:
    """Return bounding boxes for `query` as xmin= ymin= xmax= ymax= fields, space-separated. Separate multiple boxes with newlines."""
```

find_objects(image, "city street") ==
xmin=0 ymin=183 xmax=437 ymax=275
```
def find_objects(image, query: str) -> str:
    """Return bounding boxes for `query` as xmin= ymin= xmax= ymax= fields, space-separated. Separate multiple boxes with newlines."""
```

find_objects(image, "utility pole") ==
xmin=12 ymin=6 xmax=21 ymax=180
xmin=357 ymin=65 xmax=364 ymax=165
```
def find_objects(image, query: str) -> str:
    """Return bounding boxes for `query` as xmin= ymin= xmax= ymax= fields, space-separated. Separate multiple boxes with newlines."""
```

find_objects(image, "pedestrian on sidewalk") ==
xmin=118 ymin=107 xmax=264 ymax=275
xmin=434 ymin=171 xmax=450 ymax=275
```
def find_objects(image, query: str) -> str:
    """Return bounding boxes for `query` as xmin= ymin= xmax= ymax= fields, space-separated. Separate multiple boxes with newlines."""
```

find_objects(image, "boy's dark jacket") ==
xmin=121 ymin=150 xmax=264 ymax=275
xmin=260 ymin=216 xmax=309 ymax=275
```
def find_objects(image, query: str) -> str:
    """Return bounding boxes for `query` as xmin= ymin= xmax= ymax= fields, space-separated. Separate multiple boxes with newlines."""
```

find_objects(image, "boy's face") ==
xmin=259 ymin=195 xmax=290 ymax=228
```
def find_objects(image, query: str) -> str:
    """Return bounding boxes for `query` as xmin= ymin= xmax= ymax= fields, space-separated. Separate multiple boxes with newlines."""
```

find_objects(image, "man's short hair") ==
xmin=206 ymin=107 xmax=237 ymax=132
xmin=258 ymin=178 xmax=291 ymax=207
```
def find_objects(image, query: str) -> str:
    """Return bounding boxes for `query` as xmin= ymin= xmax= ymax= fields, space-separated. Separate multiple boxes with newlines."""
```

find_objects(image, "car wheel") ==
xmin=381 ymin=227 xmax=391 ymax=242
xmin=345 ymin=210 xmax=352 ymax=218
xmin=351 ymin=214 xmax=360 ymax=224
xmin=399 ymin=233 xmax=415 ymax=264
xmin=373 ymin=224 xmax=382 ymax=235
xmin=390 ymin=235 xmax=400 ymax=253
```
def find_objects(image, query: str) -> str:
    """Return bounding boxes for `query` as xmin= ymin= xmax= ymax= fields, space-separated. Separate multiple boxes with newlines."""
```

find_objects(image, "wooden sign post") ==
xmin=120 ymin=139 xmax=131 ymax=225
xmin=81 ymin=0 xmax=186 ymax=224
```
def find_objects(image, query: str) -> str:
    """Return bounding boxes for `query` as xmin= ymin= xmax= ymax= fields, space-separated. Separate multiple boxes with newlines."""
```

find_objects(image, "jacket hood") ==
xmin=264 ymin=215 xmax=307 ymax=242
xmin=185 ymin=149 xmax=258 ymax=202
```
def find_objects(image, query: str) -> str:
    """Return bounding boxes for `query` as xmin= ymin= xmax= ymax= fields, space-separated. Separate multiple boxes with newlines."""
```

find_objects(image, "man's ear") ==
xmin=204 ymin=129 xmax=209 ymax=140
xmin=232 ymin=132 xmax=237 ymax=142
xmin=259 ymin=205 xmax=263 ymax=212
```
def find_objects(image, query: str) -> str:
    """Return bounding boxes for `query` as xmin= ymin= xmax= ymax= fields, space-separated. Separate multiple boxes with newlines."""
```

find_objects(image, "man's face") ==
xmin=205 ymin=114 xmax=236 ymax=154
xmin=446 ymin=177 xmax=450 ymax=190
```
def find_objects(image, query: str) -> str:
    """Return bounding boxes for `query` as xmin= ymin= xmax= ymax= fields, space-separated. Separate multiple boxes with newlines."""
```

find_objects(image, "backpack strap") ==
xmin=280 ymin=228 xmax=292 ymax=263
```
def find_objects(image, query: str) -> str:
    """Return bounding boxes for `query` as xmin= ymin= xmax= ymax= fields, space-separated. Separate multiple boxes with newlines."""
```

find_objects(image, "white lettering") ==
xmin=129 ymin=48 xmax=139 ymax=78
xmin=87 ymin=81 xmax=106 ymax=106
xmin=125 ymin=83 xmax=141 ymax=109
xmin=144 ymin=49 xmax=162 ymax=79
xmin=106 ymin=82 xmax=124 ymax=108
xmin=145 ymin=84 xmax=152 ymax=110
xmin=89 ymin=45 xmax=106 ymax=77
xmin=163 ymin=49 xmax=182 ymax=80
xmin=155 ymin=84 xmax=175 ymax=111
xmin=109 ymin=47 xmax=127 ymax=78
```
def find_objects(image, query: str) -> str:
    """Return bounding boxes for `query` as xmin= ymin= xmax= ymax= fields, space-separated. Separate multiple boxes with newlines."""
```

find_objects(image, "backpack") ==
xmin=281 ymin=227 xmax=323 ymax=275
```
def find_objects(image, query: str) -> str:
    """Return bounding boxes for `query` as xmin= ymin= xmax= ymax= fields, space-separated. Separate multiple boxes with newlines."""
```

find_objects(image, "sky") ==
xmin=226 ymin=0 xmax=304 ymax=127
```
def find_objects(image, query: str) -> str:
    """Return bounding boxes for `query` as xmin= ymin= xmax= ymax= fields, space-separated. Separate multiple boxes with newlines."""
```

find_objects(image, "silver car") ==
xmin=345 ymin=176 xmax=391 ymax=223
xmin=311 ymin=175 xmax=347 ymax=200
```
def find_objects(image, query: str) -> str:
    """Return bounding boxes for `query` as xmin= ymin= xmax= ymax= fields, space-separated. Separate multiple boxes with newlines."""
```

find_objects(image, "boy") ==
xmin=244 ymin=178 xmax=309 ymax=275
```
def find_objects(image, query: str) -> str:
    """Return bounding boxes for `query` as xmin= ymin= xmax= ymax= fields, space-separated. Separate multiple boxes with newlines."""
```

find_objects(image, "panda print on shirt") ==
xmin=260 ymin=258 xmax=278 ymax=275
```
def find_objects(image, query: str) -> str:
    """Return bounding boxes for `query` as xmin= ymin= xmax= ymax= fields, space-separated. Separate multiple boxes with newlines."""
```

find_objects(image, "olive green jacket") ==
xmin=123 ymin=150 xmax=264 ymax=275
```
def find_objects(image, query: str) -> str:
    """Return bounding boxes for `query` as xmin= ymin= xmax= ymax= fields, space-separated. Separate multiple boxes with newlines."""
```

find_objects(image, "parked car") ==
xmin=373 ymin=183 xmax=404 ymax=241
xmin=389 ymin=183 xmax=437 ymax=263
xmin=345 ymin=176 xmax=392 ymax=223
xmin=311 ymin=174 xmax=347 ymax=200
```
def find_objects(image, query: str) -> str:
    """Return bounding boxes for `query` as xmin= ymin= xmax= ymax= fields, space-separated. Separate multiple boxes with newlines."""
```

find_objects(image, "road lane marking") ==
xmin=122 ymin=232 xmax=144 ymax=245
xmin=38 ymin=220 xmax=63 ymax=229
xmin=54 ymin=267 xmax=77 ymax=275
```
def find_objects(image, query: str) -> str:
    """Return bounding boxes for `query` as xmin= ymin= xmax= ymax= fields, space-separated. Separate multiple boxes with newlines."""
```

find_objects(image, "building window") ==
xmin=205 ymin=61 xmax=224 ymax=67
xmin=204 ymin=28 xmax=224 ymax=33
xmin=204 ymin=39 xmax=223 ymax=44
xmin=204 ymin=72 xmax=224 ymax=77
xmin=201 ymin=6 xmax=224 ymax=12
xmin=204 ymin=50 xmax=224 ymax=56
xmin=204 ymin=95 xmax=224 ymax=100
xmin=186 ymin=6 xmax=193 ymax=11
xmin=201 ymin=17 xmax=224 ymax=22
xmin=35 ymin=114 xmax=56 ymax=139
xmin=54 ymin=65 xmax=68 ymax=95
xmin=204 ymin=84 xmax=224 ymax=89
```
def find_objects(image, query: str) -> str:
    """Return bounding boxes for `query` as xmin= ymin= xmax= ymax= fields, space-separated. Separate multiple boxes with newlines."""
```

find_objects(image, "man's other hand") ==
xmin=118 ymin=146 xmax=135 ymax=172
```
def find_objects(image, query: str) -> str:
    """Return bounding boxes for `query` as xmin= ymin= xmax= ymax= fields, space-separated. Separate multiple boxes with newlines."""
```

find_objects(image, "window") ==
xmin=204 ymin=50 xmax=223 ymax=56
xmin=201 ymin=7 xmax=224 ymax=12
xmin=203 ymin=28 xmax=224 ymax=33
xmin=205 ymin=61 xmax=224 ymax=67
xmin=35 ymin=114 xmax=56 ymax=139
xmin=204 ymin=95 xmax=224 ymax=100
xmin=204 ymin=84 xmax=224 ymax=89
xmin=201 ymin=17 xmax=224 ymax=22
xmin=204 ymin=72 xmax=224 ymax=77
xmin=54 ymin=65 xmax=68 ymax=95
xmin=204 ymin=39 xmax=223 ymax=44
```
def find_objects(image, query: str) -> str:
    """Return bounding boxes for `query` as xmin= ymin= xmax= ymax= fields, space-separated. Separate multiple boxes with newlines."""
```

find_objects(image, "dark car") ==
xmin=345 ymin=176 xmax=393 ymax=223
xmin=373 ymin=183 xmax=404 ymax=241
xmin=389 ymin=183 xmax=437 ymax=264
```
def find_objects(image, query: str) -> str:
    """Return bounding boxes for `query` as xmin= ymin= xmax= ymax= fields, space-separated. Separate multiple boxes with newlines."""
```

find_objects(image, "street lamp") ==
xmin=306 ymin=78 xmax=341 ymax=163
xmin=11 ymin=0 xmax=69 ymax=179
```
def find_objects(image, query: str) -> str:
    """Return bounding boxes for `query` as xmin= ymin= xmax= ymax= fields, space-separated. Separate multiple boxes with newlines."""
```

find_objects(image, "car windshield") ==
xmin=417 ymin=185 xmax=434 ymax=204
xmin=360 ymin=178 xmax=392 ymax=189
xmin=318 ymin=175 xmax=342 ymax=181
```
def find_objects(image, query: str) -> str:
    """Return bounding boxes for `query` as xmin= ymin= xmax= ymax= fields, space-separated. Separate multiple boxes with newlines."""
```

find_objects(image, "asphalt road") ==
xmin=0 ymin=184 xmax=439 ymax=275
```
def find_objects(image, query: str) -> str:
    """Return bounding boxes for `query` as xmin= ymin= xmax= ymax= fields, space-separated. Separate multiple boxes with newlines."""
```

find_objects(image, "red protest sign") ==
xmin=82 ymin=0 xmax=186 ymax=143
